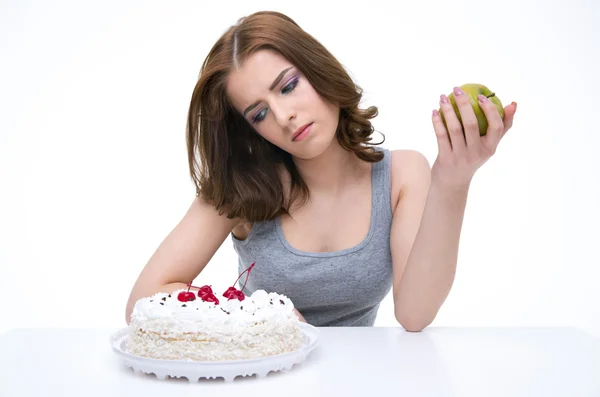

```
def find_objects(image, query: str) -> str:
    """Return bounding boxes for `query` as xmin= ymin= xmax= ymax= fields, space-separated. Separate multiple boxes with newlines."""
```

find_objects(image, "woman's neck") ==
xmin=292 ymin=140 xmax=365 ymax=195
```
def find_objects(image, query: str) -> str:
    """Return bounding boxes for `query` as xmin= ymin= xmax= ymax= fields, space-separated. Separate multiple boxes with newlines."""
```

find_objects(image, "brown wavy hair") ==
xmin=186 ymin=11 xmax=384 ymax=223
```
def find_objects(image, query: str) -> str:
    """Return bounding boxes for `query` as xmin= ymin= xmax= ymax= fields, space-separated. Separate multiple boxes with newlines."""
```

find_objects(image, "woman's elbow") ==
xmin=395 ymin=312 xmax=431 ymax=332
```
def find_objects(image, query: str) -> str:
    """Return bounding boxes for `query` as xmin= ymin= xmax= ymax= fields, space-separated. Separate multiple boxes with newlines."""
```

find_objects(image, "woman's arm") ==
xmin=125 ymin=195 xmax=239 ymax=324
xmin=391 ymin=166 xmax=469 ymax=331
xmin=389 ymin=89 xmax=517 ymax=332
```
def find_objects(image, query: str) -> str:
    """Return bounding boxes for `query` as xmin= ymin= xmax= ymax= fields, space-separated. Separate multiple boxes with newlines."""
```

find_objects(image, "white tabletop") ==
xmin=1 ymin=326 xmax=599 ymax=396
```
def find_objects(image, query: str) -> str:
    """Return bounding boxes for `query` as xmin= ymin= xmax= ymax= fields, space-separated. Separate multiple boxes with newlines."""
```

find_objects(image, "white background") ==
xmin=1 ymin=0 xmax=599 ymax=337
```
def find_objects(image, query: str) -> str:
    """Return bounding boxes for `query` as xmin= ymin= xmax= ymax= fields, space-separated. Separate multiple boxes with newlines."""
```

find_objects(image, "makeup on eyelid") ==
xmin=251 ymin=75 xmax=300 ymax=123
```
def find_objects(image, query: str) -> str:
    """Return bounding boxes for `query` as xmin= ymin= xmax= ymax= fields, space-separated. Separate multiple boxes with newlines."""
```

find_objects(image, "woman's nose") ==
xmin=271 ymin=101 xmax=296 ymax=129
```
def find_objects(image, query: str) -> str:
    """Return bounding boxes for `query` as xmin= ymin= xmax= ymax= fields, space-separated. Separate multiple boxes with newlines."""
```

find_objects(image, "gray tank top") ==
xmin=231 ymin=148 xmax=393 ymax=326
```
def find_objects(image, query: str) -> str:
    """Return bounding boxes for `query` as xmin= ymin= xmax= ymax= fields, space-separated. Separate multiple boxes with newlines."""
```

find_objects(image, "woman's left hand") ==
xmin=431 ymin=86 xmax=518 ymax=189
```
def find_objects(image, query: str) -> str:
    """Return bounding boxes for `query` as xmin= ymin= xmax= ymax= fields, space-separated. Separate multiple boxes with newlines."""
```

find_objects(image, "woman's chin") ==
xmin=289 ymin=136 xmax=338 ymax=161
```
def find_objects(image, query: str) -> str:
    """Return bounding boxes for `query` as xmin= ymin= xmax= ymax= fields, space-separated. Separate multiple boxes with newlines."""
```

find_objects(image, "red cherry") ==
xmin=223 ymin=288 xmax=245 ymax=301
xmin=177 ymin=283 xmax=198 ymax=302
xmin=202 ymin=293 xmax=219 ymax=305
xmin=197 ymin=285 xmax=213 ymax=298
xmin=232 ymin=290 xmax=245 ymax=301
xmin=223 ymin=262 xmax=255 ymax=301
xmin=222 ymin=286 xmax=238 ymax=299
xmin=177 ymin=291 xmax=196 ymax=302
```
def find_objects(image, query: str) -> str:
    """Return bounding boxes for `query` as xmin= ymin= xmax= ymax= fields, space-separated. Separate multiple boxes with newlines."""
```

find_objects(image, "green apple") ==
xmin=439 ymin=83 xmax=504 ymax=136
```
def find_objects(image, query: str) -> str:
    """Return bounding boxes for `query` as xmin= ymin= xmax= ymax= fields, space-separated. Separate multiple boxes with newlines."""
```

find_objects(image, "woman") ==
xmin=125 ymin=11 xmax=517 ymax=330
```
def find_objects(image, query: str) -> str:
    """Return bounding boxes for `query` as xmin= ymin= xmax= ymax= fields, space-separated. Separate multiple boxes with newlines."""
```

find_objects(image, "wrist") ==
xmin=429 ymin=175 xmax=472 ymax=196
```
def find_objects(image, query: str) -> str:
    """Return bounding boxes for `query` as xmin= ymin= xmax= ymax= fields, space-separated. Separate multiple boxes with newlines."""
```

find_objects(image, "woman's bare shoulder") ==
xmin=389 ymin=149 xmax=431 ymax=210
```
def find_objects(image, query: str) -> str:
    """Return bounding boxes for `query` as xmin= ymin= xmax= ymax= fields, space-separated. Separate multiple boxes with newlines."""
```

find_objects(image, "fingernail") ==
xmin=440 ymin=94 xmax=449 ymax=104
xmin=478 ymin=94 xmax=488 ymax=102
xmin=432 ymin=109 xmax=439 ymax=116
xmin=453 ymin=87 xmax=464 ymax=96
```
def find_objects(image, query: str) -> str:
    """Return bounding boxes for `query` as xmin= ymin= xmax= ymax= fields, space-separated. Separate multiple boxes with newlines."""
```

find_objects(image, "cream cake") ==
xmin=127 ymin=263 xmax=304 ymax=361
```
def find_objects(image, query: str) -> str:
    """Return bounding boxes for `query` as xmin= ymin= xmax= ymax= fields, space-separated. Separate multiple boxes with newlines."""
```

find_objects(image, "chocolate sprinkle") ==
xmin=161 ymin=297 xmax=166 ymax=301
xmin=168 ymin=294 xmax=171 ymax=298
xmin=150 ymin=300 xmax=153 ymax=302
xmin=279 ymin=299 xmax=284 ymax=305
xmin=160 ymin=302 xmax=164 ymax=305
xmin=182 ymin=304 xmax=187 ymax=307
xmin=220 ymin=308 xmax=230 ymax=315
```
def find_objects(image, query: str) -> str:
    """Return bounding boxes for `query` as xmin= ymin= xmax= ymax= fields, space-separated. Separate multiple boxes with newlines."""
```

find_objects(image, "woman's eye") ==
xmin=252 ymin=108 xmax=267 ymax=123
xmin=281 ymin=77 xmax=299 ymax=94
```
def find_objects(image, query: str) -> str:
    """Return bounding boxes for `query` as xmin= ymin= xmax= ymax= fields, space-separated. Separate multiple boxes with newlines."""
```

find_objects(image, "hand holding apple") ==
xmin=431 ymin=84 xmax=517 ymax=189
xmin=438 ymin=83 xmax=505 ymax=136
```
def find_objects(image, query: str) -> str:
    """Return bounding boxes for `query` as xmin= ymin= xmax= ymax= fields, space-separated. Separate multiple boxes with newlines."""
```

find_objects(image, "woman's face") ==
xmin=226 ymin=50 xmax=340 ymax=160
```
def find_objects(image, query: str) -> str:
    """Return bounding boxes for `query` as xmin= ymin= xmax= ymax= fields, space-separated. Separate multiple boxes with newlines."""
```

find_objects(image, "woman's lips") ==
xmin=292 ymin=123 xmax=313 ymax=142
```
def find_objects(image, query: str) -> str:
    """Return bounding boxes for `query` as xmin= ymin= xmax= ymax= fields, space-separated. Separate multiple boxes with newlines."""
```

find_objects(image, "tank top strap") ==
xmin=371 ymin=147 xmax=393 ymax=222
